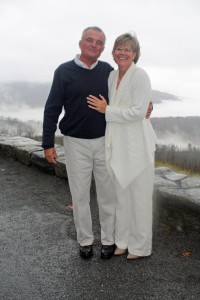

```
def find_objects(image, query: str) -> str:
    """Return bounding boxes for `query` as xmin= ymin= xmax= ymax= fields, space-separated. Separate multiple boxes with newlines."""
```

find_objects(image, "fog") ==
xmin=1 ymin=0 xmax=200 ymax=119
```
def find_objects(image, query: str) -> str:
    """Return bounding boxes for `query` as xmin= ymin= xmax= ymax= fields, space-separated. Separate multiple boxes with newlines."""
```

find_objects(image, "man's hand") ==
xmin=44 ymin=147 xmax=58 ymax=164
xmin=146 ymin=102 xmax=153 ymax=119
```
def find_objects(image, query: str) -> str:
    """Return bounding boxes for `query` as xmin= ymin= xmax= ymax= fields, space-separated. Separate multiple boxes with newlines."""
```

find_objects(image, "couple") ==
xmin=42 ymin=26 xmax=157 ymax=260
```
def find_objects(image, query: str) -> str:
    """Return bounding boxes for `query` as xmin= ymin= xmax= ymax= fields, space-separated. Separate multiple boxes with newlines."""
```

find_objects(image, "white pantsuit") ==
xmin=63 ymin=136 xmax=116 ymax=246
xmin=105 ymin=62 xmax=157 ymax=256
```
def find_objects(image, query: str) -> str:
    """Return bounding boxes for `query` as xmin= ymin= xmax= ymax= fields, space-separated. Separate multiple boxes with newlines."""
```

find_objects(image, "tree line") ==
xmin=155 ymin=144 xmax=200 ymax=174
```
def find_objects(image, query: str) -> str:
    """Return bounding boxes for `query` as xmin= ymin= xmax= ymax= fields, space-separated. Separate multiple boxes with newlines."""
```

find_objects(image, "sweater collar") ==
xmin=74 ymin=54 xmax=98 ymax=69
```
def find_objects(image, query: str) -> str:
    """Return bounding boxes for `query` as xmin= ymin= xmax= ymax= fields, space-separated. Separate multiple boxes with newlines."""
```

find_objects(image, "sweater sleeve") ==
xmin=42 ymin=68 xmax=64 ymax=148
xmin=105 ymin=69 xmax=151 ymax=123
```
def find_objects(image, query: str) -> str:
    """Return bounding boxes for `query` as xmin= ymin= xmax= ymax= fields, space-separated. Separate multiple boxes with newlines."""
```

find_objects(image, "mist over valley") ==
xmin=0 ymin=82 xmax=199 ymax=148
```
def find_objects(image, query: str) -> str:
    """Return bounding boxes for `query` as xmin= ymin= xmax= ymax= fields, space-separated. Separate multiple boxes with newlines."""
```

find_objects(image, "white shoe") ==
xmin=114 ymin=248 xmax=127 ymax=256
xmin=127 ymin=253 xmax=140 ymax=260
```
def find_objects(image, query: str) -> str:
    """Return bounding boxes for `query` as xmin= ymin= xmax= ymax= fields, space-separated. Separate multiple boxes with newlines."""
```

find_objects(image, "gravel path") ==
xmin=0 ymin=155 xmax=200 ymax=300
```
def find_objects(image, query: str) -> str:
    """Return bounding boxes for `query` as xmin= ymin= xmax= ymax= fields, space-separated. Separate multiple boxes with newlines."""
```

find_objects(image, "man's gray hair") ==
xmin=81 ymin=26 xmax=106 ymax=43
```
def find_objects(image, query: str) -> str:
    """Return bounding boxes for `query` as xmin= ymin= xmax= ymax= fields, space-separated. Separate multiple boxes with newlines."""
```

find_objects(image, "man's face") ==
xmin=79 ymin=29 xmax=105 ymax=62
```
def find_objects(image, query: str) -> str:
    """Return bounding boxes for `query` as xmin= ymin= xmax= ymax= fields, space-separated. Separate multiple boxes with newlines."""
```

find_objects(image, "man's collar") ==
xmin=74 ymin=54 xmax=98 ymax=69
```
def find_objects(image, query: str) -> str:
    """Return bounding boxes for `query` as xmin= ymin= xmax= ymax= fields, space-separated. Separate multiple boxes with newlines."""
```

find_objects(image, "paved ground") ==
xmin=1 ymin=154 xmax=200 ymax=300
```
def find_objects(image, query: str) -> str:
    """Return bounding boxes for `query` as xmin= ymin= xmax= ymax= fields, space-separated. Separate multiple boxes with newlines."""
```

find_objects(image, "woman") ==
xmin=87 ymin=33 xmax=157 ymax=260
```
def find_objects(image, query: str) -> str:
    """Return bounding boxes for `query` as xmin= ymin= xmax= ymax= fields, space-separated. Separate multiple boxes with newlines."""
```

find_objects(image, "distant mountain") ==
xmin=0 ymin=82 xmax=50 ymax=108
xmin=0 ymin=82 xmax=180 ymax=108
xmin=151 ymin=90 xmax=180 ymax=103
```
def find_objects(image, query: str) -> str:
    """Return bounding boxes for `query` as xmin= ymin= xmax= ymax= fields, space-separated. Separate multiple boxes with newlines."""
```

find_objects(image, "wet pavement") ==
xmin=0 ymin=155 xmax=200 ymax=300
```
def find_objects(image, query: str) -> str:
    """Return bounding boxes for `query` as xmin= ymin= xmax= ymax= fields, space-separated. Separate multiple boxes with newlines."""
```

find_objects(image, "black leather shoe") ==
xmin=80 ymin=245 xmax=93 ymax=259
xmin=101 ymin=244 xmax=115 ymax=259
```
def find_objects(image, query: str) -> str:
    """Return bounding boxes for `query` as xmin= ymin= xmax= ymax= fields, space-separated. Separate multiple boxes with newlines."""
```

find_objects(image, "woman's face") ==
xmin=112 ymin=43 xmax=136 ymax=69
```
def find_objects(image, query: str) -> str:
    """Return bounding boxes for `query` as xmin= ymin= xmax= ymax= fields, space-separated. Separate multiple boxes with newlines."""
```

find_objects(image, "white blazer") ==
xmin=105 ymin=62 xmax=157 ymax=189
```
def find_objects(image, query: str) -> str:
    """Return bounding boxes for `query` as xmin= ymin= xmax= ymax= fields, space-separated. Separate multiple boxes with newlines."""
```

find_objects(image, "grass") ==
xmin=155 ymin=161 xmax=200 ymax=177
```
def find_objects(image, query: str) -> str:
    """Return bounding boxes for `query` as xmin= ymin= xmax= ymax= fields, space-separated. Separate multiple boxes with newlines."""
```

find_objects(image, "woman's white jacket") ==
xmin=105 ymin=62 xmax=157 ymax=190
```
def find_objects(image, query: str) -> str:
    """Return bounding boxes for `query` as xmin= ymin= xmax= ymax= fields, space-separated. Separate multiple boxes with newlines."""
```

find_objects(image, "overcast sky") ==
xmin=0 ymin=0 xmax=200 ymax=118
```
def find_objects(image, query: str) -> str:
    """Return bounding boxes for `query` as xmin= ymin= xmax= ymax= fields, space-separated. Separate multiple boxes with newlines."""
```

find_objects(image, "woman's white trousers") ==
xmin=114 ymin=163 xmax=154 ymax=256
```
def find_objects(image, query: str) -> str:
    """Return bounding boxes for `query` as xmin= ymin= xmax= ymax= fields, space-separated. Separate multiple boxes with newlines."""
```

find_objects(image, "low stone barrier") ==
xmin=154 ymin=167 xmax=200 ymax=232
xmin=0 ymin=136 xmax=67 ymax=177
xmin=0 ymin=135 xmax=200 ymax=232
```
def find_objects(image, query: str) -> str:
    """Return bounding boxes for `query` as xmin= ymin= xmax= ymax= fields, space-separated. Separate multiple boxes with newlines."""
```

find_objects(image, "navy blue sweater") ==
xmin=42 ymin=60 xmax=113 ymax=148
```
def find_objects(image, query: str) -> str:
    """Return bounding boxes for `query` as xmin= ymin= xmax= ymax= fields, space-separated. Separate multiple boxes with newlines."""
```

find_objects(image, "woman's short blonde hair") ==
xmin=112 ymin=33 xmax=141 ymax=63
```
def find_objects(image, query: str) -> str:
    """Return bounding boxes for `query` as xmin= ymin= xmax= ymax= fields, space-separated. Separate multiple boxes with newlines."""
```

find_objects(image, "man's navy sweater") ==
xmin=42 ymin=60 xmax=113 ymax=149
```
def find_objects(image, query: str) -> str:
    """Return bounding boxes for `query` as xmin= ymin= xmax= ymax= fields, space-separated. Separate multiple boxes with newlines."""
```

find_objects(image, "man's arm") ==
xmin=42 ymin=68 xmax=63 ymax=163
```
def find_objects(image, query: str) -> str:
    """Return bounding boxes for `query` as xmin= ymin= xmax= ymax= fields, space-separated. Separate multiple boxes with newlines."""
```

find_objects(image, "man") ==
xmin=42 ymin=26 xmax=152 ymax=260
xmin=42 ymin=26 xmax=116 ymax=260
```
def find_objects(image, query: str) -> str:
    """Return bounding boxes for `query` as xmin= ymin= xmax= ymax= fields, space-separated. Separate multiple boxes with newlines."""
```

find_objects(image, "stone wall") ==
xmin=0 ymin=135 xmax=200 ymax=232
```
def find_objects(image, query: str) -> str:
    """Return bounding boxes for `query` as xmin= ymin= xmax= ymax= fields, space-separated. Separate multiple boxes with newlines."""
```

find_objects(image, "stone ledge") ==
xmin=0 ymin=136 xmax=67 ymax=178
xmin=0 ymin=135 xmax=200 ymax=232
xmin=153 ymin=167 xmax=200 ymax=232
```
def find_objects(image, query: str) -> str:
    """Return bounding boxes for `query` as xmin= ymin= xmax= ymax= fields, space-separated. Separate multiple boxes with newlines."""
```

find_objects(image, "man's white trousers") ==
xmin=63 ymin=136 xmax=116 ymax=246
